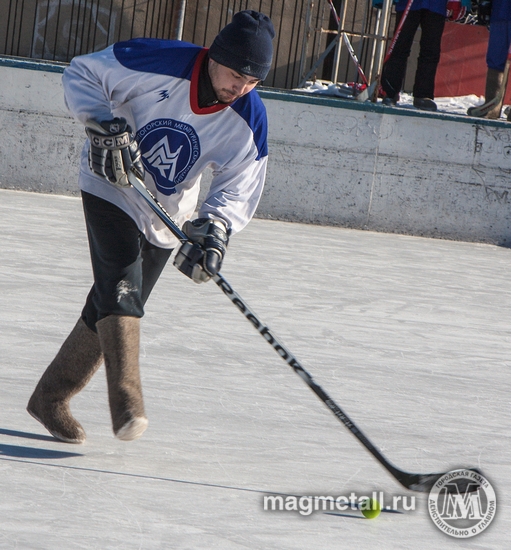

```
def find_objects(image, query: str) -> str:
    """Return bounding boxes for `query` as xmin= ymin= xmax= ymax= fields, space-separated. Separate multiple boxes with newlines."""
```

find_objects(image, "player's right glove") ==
xmin=85 ymin=117 xmax=144 ymax=187
xmin=174 ymin=218 xmax=229 ymax=283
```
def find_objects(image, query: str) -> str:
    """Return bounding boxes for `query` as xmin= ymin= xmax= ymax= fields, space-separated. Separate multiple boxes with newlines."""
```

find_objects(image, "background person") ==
xmin=468 ymin=0 xmax=511 ymax=119
xmin=380 ymin=0 xmax=463 ymax=111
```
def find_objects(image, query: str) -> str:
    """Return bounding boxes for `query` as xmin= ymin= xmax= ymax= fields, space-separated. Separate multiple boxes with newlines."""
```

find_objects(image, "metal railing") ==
xmin=0 ymin=0 xmax=393 ymax=89
xmin=299 ymin=0 xmax=395 ymax=87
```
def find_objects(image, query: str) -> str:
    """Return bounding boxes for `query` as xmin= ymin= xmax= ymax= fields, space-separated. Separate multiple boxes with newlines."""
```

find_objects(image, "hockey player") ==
xmin=467 ymin=0 xmax=511 ymax=119
xmin=27 ymin=10 xmax=275 ymax=443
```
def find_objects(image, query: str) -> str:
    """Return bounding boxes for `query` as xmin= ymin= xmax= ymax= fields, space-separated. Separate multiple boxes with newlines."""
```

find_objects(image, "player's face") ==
xmin=208 ymin=59 xmax=261 ymax=103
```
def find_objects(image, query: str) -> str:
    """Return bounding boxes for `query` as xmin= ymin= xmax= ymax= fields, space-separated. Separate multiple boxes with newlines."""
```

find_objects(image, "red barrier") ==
xmin=434 ymin=22 xmax=511 ymax=102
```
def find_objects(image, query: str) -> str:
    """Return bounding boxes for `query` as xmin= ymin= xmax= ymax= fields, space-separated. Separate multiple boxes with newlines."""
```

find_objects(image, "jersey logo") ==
xmin=156 ymin=90 xmax=170 ymax=102
xmin=143 ymin=137 xmax=183 ymax=182
xmin=137 ymin=119 xmax=200 ymax=195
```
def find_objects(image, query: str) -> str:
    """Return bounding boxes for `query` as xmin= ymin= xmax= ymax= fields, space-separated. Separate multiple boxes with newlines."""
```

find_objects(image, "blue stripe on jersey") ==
xmin=231 ymin=91 xmax=268 ymax=160
xmin=113 ymin=38 xmax=201 ymax=80
xmin=113 ymin=38 xmax=268 ymax=159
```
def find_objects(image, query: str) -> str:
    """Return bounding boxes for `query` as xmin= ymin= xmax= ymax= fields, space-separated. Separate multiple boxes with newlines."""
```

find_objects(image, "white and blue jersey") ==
xmin=62 ymin=39 xmax=269 ymax=248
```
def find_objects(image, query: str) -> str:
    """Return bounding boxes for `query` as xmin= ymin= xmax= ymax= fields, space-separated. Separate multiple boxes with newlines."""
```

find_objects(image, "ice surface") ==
xmin=0 ymin=189 xmax=508 ymax=549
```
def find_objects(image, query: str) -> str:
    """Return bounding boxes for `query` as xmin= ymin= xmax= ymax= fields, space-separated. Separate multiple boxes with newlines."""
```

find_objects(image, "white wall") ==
xmin=261 ymin=91 xmax=511 ymax=245
xmin=0 ymin=61 xmax=81 ymax=195
xmin=1 ymin=60 xmax=511 ymax=245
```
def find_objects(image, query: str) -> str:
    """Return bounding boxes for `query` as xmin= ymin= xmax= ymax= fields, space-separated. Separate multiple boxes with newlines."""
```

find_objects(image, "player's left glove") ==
xmin=85 ymin=117 xmax=144 ymax=188
xmin=174 ymin=218 xmax=229 ymax=283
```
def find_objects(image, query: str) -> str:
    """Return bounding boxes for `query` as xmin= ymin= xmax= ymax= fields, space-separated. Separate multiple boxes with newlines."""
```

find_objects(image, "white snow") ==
xmin=296 ymin=80 xmax=510 ymax=119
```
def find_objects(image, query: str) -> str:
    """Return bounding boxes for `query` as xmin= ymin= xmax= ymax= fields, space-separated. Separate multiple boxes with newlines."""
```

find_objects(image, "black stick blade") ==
xmin=400 ymin=468 xmax=483 ymax=493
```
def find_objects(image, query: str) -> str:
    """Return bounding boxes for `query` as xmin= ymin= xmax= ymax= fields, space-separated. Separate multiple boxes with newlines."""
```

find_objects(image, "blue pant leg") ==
xmin=486 ymin=21 xmax=511 ymax=71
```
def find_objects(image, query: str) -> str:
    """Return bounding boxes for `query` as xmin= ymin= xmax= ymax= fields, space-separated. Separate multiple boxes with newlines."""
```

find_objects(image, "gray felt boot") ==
xmin=27 ymin=318 xmax=103 ymax=443
xmin=467 ymin=62 xmax=510 ymax=119
xmin=96 ymin=315 xmax=148 ymax=441
xmin=484 ymin=65 xmax=509 ymax=119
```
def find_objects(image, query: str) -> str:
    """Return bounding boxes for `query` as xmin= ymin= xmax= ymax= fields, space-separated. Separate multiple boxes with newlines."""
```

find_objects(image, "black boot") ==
xmin=413 ymin=97 xmax=437 ymax=112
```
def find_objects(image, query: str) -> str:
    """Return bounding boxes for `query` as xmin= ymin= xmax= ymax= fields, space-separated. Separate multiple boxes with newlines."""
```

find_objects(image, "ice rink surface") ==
xmin=0 ymin=188 xmax=509 ymax=549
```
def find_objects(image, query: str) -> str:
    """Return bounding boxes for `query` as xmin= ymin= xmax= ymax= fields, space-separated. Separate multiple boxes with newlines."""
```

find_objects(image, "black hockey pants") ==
xmin=81 ymin=191 xmax=173 ymax=332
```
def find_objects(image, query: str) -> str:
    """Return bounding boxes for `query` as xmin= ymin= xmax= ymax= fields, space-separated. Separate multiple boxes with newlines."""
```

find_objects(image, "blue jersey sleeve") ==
xmin=230 ymin=91 xmax=269 ymax=160
xmin=113 ymin=38 xmax=201 ymax=80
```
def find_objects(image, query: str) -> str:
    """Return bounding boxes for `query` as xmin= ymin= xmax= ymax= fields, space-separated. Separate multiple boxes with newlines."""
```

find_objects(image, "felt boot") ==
xmin=468 ymin=64 xmax=510 ymax=119
xmin=484 ymin=64 xmax=509 ymax=119
xmin=96 ymin=315 xmax=148 ymax=441
xmin=27 ymin=318 xmax=103 ymax=443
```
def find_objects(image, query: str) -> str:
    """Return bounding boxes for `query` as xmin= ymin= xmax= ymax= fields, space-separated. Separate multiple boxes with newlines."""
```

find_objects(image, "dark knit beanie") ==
xmin=209 ymin=10 xmax=275 ymax=81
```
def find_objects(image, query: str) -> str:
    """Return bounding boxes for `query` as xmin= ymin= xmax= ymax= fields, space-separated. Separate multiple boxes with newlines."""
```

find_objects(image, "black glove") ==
xmin=477 ymin=0 xmax=492 ymax=25
xmin=174 ymin=218 xmax=229 ymax=283
xmin=85 ymin=117 xmax=144 ymax=187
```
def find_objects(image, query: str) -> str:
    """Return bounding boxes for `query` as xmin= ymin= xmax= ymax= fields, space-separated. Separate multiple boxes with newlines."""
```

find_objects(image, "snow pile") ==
xmin=295 ymin=80 xmax=510 ymax=119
